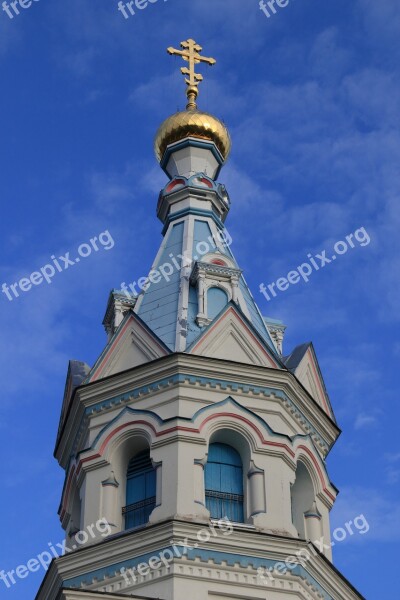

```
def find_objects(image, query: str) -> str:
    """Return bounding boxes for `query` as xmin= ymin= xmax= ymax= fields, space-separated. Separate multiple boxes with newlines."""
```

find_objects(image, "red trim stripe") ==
xmin=306 ymin=348 xmax=331 ymax=415
xmin=60 ymin=415 xmax=334 ymax=516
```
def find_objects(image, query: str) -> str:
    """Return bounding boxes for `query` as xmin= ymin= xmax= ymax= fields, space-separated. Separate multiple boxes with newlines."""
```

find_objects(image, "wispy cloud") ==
xmin=385 ymin=453 xmax=400 ymax=463
xmin=0 ymin=11 xmax=21 ymax=57
xmin=354 ymin=412 xmax=379 ymax=431
xmin=383 ymin=453 xmax=400 ymax=485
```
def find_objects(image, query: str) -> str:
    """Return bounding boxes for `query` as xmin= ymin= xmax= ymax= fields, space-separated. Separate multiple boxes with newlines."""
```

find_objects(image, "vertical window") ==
xmin=207 ymin=287 xmax=228 ymax=320
xmin=124 ymin=449 xmax=156 ymax=530
xmin=205 ymin=442 xmax=244 ymax=522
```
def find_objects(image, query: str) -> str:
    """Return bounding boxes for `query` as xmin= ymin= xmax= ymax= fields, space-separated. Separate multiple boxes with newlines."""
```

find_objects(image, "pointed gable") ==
xmin=188 ymin=303 xmax=281 ymax=368
xmin=220 ymin=243 xmax=277 ymax=352
xmin=87 ymin=311 xmax=170 ymax=382
xmin=284 ymin=342 xmax=334 ymax=419
xmin=57 ymin=360 xmax=91 ymax=440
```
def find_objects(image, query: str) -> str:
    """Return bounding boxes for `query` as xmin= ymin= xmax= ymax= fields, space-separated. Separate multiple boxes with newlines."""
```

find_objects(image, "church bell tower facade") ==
xmin=37 ymin=40 xmax=364 ymax=600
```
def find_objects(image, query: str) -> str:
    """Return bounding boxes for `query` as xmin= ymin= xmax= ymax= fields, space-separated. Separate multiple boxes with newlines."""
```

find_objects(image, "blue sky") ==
xmin=0 ymin=0 xmax=399 ymax=598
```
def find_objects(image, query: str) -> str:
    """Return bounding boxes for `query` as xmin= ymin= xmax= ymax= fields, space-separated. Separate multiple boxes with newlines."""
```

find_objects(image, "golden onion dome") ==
xmin=154 ymin=109 xmax=231 ymax=163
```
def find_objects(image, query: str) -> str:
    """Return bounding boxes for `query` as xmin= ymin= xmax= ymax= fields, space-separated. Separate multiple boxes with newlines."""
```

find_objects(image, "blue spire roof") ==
xmin=136 ymin=220 xmax=185 ymax=349
xmin=134 ymin=209 xmax=277 ymax=356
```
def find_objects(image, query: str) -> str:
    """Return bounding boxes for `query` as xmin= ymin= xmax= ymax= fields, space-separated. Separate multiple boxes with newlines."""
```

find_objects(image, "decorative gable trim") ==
xmin=87 ymin=312 xmax=170 ymax=383
xmin=57 ymin=361 xmax=91 ymax=441
xmin=285 ymin=343 xmax=334 ymax=419
xmin=189 ymin=304 xmax=281 ymax=369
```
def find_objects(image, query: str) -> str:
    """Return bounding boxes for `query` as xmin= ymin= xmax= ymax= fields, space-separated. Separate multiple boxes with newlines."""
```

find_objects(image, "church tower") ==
xmin=37 ymin=40 xmax=364 ymax=600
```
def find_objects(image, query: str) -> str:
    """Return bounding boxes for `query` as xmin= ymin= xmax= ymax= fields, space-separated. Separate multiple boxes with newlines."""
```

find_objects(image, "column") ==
xmin=194 ymin=457 xmax=207 ymax=507
xmin=248 ymin=461 xmax=265 ymax=517
xmin=101 ymin=471 xmax=120 ymax=535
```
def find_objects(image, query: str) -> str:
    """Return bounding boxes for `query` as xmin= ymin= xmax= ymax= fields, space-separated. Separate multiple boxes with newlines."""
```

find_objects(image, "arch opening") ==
xmin=124 ymin=448 xmax=156 ymax=530
xmin=205 ymin=442 xmax=244 ymax=523
xmin=291 ymin=461 xmax=315 ymax=538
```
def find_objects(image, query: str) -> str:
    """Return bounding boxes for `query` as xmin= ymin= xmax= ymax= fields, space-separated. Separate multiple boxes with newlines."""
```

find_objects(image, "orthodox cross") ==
xmin=167 ymin=38 xmax=216 ymax=109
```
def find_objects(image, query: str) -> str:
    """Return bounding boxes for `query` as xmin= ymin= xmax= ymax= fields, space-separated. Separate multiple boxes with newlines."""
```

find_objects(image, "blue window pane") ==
xmin=207 ymin=287 xmax=228 ymax=320
xmin=127 ymin=473 xmax=145 ymax=505
xmin=205 ymin=462 xmax=220 ymax=490
xmin=205 ymin=443 xmax=244 ymax=523
xmin=146 ymin=471 xmax=156 ymax=497
xmin=208 ymin=442 xmax=242 ymax=466
xmin=124 ymin=449 xmax=156 ymax=530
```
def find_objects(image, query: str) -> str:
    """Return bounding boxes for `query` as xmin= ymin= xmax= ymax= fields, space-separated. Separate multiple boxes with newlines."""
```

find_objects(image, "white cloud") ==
xmin=130 ymin=72 xmax=183 ymax=113
xmin=0 ymin=12 xmax=21 ymax=57
xmin=357 ymin=0 xmax=400 ymax=62
xmin=385 ymin=453 xmax=400 ymax=463
xmin=385 ymin=468 xmax=400 ymax=485
xmin=354 ymin=412 xmax=379 ymax=430
xmin=89 ymin=169 xmax=136 ymax=215
xmin=62 ymin=46 xmax=98 ymax=77
xmin=309 ymin=27 xmax=353 ymax=84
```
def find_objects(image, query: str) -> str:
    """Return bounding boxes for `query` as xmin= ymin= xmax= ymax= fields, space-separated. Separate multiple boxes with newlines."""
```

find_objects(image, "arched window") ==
xmin=207 ymin=287 xmax=228 ymax=320
xmin=291 ymin=461 xmax=315 ymax=538
xmin=124 ymin=449 xmax=156 ymax=530
xmin=205 ymin=442 xmax=244 ymax=523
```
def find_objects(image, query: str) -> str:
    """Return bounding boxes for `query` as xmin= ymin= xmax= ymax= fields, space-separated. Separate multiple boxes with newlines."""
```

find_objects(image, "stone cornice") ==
xmin=59 ymin=590 xmax=151 ymax=599
xmin=36 ymin=520 xmax=364 ymax=600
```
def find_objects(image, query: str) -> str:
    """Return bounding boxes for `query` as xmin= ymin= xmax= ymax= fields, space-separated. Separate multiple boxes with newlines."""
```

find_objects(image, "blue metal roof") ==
xmin=136 ymin=221 xmax=184 ymax=350
xmin=135 ymin=215 xmax=278 ymax=356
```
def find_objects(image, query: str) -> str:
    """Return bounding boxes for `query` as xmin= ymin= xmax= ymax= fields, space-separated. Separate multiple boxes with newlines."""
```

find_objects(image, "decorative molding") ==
xmin=189 ymin=305 xmax=281 ymax=369
xmin=59 ymin=397 xmax=335 ymax=521
xmin=101 ymin=471 xmax=119 ymax=488
xmin=38 ymin=520 xmax=363 ymax=600
xmin=63 ymin=546 xmax=334 ymax=600
xmin=68 ymin=373 xmax=330 ymax=461
xmin=161 ymin=206 xmax=224 ymax=235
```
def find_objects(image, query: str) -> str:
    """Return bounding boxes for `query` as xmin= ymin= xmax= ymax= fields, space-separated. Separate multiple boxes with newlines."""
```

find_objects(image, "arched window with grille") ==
xmin=123 ymin=449 xmax=156 ymax=530
xmin=205 ymin=442 xmax=244 ymax=523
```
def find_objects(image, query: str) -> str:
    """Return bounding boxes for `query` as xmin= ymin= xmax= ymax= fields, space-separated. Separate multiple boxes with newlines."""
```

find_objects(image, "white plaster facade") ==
xmin=38 ymin=344 xmax=364 ymax=600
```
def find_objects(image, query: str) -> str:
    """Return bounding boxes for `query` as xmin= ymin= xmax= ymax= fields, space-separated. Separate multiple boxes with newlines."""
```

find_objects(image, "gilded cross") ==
xmin=167 ymin=38 xmax=216 ymax=109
